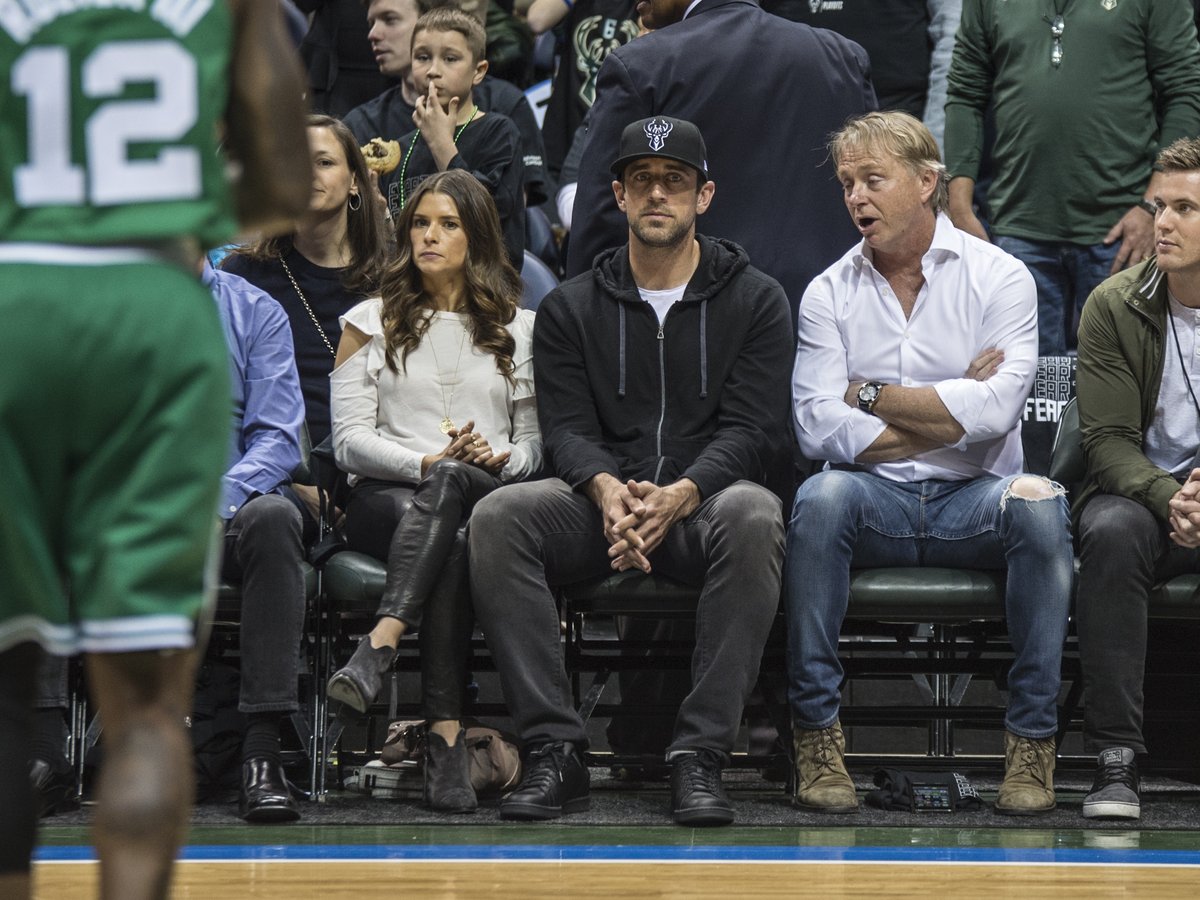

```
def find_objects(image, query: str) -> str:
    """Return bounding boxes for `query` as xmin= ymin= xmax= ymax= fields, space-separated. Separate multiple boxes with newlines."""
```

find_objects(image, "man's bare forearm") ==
xmin=226 ymin=0 xmax=311 ymax=234
xmin=856 ymin=424 xmax=944 ymax=463
xmin=870 ymin=384 xmax=965 ymax=445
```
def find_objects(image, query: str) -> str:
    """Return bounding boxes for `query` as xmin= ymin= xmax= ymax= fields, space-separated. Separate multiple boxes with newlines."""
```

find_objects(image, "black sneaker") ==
xmin=670 ymin=749 xmax=734 ymax=826
xmin=499 ymin=741 xmax=589 ymax=820
xmin=1082 ymin=747 xmax=1140 ymax=820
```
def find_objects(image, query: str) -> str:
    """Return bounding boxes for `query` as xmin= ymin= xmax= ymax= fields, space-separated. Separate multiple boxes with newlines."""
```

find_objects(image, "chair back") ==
xmin=1048 ymin=397 xmax=1086 ymax=487
xmin=292 ymin=422 xmax=314 ymax=486
xmin=520 ymin=250 xmax=559 ymax=311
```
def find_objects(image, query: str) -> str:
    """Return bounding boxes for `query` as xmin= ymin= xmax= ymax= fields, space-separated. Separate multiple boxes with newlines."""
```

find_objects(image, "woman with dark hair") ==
xmin=327 ymin=169 xmax=540 ymax=812
xmin=223 ymin=113 xmax=390 ymax=453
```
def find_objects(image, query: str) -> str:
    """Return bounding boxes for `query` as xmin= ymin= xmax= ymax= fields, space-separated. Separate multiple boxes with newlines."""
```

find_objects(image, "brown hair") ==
xmin=379 ymin=170 xmax=522 ymax=382
xmin=411 ymin=6 xmax=487 ymax=63
xmin=829 ymin=111 xmax=949 ymax=213
xmin=227 ymin=114 xmax=388 ymax=295
xmin=1156 ymin=137 xmax=1200 ymax=174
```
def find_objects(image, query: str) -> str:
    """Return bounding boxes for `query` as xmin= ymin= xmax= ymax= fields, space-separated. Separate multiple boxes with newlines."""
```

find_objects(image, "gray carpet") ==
xmin=43 ymin=768 xmax=1200 ymax=832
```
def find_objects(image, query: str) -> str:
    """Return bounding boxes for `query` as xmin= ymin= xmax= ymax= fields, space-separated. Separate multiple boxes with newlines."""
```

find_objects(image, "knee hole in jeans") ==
xmin=1000 ymin=475 xmax=1065 ymax=510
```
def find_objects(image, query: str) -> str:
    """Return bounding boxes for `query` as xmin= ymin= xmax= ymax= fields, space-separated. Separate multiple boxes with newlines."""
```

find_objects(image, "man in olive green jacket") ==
xmin=1074 ymin=138 xmax=1200 ymax=822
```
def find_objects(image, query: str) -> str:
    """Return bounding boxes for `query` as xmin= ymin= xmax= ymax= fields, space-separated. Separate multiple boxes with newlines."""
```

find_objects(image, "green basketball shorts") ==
xmin=0 ymin=246 xmax=229 ymax=654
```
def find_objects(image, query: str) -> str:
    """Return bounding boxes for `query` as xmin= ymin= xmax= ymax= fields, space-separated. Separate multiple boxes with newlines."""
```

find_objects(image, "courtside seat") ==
xmin=560 ymin=565 xmax=1012 ymax=771
xmin=1151 ymin=575 xmax=1200 ymax=619
xmin=321 ymin=551 xmax=386 ymax=617
xmin=846 ymin=568 xmax=1005 ymax=622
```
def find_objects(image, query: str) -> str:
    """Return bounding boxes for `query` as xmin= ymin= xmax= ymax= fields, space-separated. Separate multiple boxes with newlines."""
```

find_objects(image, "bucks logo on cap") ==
xmin=611 ymin=115 xmax=710 ymax=182
xmin=644 ymin=118 xmax=674 ymax=152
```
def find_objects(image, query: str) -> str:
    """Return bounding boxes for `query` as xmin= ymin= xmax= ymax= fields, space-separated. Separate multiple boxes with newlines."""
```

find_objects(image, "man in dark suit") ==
xmin=565 ymin=0 xmax=876 ymax=319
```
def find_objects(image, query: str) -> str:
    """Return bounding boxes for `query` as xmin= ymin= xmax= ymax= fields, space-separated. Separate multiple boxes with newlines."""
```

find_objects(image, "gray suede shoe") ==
xmin=326 ymin=637 xmax=396 ymax=713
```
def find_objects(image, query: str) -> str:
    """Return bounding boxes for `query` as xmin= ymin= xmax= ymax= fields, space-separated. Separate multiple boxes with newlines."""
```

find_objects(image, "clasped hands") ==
xmin=589 ymin=473 xmax=700 ymax=574
xmin=1168 ymin=469 xmax=1200 ymax=549
xmin=420 ymin=418 xmax=510 ymax=477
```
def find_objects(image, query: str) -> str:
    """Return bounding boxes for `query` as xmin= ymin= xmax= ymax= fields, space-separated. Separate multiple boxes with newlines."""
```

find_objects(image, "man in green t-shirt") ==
xmin=944 ymin=0 xmax=1200 ymax=356
xmin=0 ymin=3 xmax=310 ymax=897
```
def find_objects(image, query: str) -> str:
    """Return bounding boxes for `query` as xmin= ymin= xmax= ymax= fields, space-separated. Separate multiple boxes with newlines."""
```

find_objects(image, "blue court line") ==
xmin=34 ymin=844 xmax=1200 ymax=866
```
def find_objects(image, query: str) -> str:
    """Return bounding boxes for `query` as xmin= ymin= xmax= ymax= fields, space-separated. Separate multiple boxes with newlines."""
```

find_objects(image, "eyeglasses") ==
xmin=1045 ymin=14 xmax=1065 ymax=68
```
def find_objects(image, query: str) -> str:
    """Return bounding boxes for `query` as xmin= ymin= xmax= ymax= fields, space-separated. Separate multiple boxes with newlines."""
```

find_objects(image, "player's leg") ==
xmin=85 ymin=649 xmax=199 ymax=900
xmin=62 ymin=260 xmax=228 ymax=899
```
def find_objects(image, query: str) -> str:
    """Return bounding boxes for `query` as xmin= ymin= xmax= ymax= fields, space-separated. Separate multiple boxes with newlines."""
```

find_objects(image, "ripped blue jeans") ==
xmin=784 ymin=470 xmax=1072 ymax=739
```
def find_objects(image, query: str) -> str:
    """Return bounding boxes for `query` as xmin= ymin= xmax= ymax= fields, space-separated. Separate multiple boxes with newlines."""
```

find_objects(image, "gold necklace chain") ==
xmin=280 ymin=255 xmax=336 ymax=357
xmin=427 ymin=313 xmax=470 ymax=434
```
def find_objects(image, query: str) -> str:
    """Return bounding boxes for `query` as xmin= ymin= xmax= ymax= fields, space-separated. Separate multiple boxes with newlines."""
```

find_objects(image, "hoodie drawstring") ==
xmin=699 ymin=298 xmax=709 ymax=399
xmin=618 ymin=302 xmax=627 ymax=398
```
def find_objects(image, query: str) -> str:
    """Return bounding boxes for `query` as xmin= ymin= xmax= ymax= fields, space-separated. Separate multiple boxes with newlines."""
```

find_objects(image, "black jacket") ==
xmin=534 ymin=235 xmax=793 ymax=499
xmin=565 ymin=0 xmax=876 ymax=321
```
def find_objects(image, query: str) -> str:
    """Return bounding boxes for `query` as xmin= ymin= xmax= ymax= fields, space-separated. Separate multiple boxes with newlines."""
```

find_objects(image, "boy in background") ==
xmin=382 ymin=8 xmax=525 ymax=267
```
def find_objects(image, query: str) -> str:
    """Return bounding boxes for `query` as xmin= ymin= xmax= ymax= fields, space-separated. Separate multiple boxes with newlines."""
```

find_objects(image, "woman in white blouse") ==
xmin=326 ymin=170 xmax=540 ymax=812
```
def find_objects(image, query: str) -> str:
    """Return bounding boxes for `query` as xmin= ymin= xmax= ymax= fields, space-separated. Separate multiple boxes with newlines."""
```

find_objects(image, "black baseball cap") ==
xmin=611 ymin=116 xmax=709 ymax=182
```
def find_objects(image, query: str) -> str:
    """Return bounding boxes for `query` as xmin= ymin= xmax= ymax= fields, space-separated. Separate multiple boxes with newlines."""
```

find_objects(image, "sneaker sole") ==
xmin=326 ymin=674 xmax=369 ymax=713
xmin=1082 ymin=800 xmax=1140 ymax=820
xmin=499 ymin=796 xmax=590 ymax=821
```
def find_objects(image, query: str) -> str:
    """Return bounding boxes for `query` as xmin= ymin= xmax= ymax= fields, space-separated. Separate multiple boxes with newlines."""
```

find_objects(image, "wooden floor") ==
xmin=31 ymin=858 xmax=1200 ymax=899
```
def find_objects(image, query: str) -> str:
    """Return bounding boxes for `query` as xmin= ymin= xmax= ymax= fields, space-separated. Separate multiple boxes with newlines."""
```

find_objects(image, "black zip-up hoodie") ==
xmin=533 ymin=234 xmax=794 ymax=499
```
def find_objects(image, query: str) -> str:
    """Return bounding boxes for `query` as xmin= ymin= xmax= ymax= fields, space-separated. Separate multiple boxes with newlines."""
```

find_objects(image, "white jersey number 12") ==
xmin=12 ymin=40 xmax=201 ymax=208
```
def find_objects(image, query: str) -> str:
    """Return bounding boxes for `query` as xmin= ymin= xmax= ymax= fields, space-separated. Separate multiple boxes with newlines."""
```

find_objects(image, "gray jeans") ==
xmin=1077 ymin=493 xmax=1200 ymax=754
xmin=222 ymin=493 xmax=308 ymax=714
xmin=469 ymin=478 xmax=784 ymax=756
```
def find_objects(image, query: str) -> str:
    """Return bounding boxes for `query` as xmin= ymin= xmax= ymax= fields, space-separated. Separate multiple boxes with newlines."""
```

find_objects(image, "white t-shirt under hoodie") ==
xmin=331 ymin=298 xmax=540 ymax=485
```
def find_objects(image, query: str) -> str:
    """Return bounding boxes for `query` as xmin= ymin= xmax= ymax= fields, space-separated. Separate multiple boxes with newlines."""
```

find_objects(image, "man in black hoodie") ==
xmin=469 ymin=117 xmax=793 ymax=827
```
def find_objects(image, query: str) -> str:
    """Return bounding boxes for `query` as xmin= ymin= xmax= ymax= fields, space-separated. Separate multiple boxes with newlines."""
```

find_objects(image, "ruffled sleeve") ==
xmin=331 ymin=297 xmax=425 ymax=483
xmin=499 ymin=308 xmax=542 ymax=482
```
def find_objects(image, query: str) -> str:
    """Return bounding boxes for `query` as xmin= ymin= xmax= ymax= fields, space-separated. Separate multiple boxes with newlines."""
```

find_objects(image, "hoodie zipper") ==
xmin=654 ymin=321 xmax=666 ymax=483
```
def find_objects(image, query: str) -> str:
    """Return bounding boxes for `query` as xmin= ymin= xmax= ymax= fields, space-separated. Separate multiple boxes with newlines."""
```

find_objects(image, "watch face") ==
xmin=859 ymin=383 xmax=880 ymax=403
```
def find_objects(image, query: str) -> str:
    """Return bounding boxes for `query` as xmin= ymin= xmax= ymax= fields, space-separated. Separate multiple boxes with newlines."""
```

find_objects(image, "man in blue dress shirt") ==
xmin=205 ymin=263 xmax=309 ymax=824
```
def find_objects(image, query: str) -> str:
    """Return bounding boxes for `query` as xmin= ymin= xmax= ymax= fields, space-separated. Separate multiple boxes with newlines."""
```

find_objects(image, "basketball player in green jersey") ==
xmin=0 ymin=3 xmax=310 ymax=898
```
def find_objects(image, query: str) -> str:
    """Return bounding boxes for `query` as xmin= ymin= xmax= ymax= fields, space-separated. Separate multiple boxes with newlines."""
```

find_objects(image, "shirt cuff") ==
xmin=934 ymin=378 xmax=979 ymax=449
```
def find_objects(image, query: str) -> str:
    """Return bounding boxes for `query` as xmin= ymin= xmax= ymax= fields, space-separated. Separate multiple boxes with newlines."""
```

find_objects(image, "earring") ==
xmin=348 ymin=192 xmax=362 ymax=212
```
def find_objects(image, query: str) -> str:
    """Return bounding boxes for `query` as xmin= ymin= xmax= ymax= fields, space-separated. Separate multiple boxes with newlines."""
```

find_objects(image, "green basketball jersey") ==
xmin=0 ymin=1 xmax=238 ymax=248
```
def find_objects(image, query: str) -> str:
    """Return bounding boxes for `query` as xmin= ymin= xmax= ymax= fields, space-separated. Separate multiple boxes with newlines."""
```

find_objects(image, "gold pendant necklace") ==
xmin=427 ymin=313 xmax=469 ymax=434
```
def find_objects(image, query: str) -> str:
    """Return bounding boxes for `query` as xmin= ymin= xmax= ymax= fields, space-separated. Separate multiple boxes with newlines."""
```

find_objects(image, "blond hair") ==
xmin=830 ymin=111 xmax=948 ymax=213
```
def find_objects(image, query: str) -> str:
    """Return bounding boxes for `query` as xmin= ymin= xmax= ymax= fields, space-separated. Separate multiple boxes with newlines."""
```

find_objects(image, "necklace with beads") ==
xmin=396 ymin=106 xmax=480 ymax=212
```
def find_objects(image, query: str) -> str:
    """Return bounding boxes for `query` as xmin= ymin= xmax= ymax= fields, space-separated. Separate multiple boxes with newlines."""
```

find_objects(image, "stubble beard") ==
xmin=630 ymin=214 xmax=693 ymax=251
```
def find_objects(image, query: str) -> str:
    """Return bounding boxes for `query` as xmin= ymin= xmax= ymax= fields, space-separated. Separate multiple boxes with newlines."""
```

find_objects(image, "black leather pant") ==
xmin=344 ymin=459 xmax=502 ymax=720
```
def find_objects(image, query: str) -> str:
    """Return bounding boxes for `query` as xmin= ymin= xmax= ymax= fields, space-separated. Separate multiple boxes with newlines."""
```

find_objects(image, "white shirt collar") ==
xmin=851 ymin=211 xmax=963 ymax=271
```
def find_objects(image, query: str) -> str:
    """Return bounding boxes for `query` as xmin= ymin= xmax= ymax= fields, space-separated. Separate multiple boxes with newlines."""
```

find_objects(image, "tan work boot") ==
xmin=994 ymin=731 xmax=1056 ymax=815
xmin=793 ymin=722 xmax=858 ymax=813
